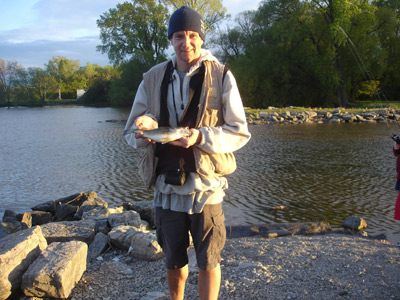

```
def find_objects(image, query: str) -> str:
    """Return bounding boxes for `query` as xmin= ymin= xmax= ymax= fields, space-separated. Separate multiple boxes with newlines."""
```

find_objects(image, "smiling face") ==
xmin=170 ymin=30 xmax=204 ymax=71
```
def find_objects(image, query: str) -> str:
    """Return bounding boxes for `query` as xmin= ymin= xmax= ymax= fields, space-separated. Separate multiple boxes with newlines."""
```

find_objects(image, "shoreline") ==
xmin=68 ymin=232 xmax=400 ymax=300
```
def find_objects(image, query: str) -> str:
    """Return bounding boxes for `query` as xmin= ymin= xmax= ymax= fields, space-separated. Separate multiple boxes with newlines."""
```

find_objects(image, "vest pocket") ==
xmin=202 ymin=108 xmax=219 ymax=127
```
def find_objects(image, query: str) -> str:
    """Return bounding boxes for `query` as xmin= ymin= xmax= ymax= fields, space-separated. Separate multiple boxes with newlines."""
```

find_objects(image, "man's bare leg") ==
xmin=198 ymin=263 xmax=221 ymax=300
xmin=167 ymin=265 xmax=189 ymax=300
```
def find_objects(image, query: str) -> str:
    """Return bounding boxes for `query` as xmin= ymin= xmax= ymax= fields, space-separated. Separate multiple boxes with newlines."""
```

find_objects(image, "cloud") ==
xmin=0 ymin=0 xmax=123 ymax=67
xmin=0 ymin=37 xmax=110 ymax=68
xmin=0 ymin=0 xmax=261 ymax=68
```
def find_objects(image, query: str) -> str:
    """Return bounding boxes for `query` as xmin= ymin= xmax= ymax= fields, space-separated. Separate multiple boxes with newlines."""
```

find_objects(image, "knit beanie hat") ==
xmin=168 ymin=6 xmax=205 ymax=41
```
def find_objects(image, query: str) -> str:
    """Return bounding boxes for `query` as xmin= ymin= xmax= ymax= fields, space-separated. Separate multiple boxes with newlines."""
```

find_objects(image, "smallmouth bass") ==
xmin=123 ymin=127 xmax=191 ymax=144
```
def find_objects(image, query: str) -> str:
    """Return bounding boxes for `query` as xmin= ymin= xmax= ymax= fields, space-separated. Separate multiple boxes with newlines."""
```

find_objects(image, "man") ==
xmin=124 ymin=6 xmax=250 ymax=300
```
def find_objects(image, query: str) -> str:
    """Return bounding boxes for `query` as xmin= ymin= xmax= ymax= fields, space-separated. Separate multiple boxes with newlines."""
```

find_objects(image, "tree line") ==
xmin=1 ymin=0 xmax=400 ymax=108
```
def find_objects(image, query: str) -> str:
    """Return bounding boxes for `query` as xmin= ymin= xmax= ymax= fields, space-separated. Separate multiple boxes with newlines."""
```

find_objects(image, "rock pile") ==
xmin=0 ymin=190 xmax=371 ymax=300
xmin=0 ymin=191 xmax=162 ymax=300
xmin=247 ymin=107 xmax=400 ymax=125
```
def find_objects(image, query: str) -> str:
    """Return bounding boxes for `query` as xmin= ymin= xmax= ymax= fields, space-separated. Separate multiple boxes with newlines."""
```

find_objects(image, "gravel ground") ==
xmin=65 ymin=233 xmax=400 ymax=300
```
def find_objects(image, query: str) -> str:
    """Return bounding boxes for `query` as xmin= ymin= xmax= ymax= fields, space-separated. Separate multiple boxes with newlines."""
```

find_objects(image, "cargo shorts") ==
xmin=155 ymin=203 xmax=226 ymax=271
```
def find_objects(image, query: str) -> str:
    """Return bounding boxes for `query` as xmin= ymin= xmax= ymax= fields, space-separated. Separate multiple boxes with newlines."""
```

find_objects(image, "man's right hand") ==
xmin=134 ymin=116 xmax=158 ymax=143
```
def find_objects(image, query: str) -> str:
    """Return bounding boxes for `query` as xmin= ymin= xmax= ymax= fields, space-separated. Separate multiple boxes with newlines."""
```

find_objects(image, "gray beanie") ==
xmin=168 ymin=6 xmax=205 ymax=41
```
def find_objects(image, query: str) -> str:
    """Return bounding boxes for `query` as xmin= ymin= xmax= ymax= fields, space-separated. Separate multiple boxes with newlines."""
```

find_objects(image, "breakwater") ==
xmin=246 ymin=107 xmax=399 ymax=125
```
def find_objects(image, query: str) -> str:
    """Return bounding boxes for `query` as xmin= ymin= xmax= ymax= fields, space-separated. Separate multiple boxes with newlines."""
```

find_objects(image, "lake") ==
xmin=0 ymin=106 xmax=399 ymax=243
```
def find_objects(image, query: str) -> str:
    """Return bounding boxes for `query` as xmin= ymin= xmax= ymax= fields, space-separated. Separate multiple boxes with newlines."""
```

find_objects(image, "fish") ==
xmin=123 ymin=127 xmax=191 ymax=144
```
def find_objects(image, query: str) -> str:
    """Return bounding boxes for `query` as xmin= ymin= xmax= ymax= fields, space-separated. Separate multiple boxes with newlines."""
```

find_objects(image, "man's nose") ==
xmin=183 ymin=36 xmax=190 ymax=47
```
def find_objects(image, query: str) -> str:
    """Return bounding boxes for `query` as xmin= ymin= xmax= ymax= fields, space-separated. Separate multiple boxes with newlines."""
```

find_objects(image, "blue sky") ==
xmin=0 ymin=0 xmax=261 ymax=68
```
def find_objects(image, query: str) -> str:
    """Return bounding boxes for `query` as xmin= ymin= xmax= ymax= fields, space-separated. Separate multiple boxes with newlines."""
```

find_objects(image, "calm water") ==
xmin=0 ymin=106 xmax=399 ymax=243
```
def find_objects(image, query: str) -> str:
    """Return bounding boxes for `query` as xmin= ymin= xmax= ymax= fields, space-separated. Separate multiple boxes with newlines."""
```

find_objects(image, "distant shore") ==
xmin=246 ymin=106 xmax=399 ymax=125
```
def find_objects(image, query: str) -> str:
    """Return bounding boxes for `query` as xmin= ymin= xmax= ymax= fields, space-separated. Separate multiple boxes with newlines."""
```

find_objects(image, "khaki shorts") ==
xmin=155 ymin=203 xmax=226 ymax=271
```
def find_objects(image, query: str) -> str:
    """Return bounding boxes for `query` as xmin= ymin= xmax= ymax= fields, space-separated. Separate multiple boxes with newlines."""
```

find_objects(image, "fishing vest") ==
xmin=138 ymin=59 xmax=237 ymax=189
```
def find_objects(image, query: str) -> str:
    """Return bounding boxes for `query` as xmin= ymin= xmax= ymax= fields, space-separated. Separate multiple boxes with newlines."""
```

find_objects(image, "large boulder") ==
xmin=0 ymin=226 xmax=47 ymax=300
xmin=40 ymin=220 xmax=96 ymax=244
xmin=22 ymin=241 xmax=88 ymax=299
xmin=74 ymin=196 xmax=108 ymax=220
xmin=108 ymin=210 xmax=142 ymax=228
xmin=108 ymin=225 xmax=163 ymax=261
xmin=342 ymin=216 xmax=367 ymax=231
xmin=124 ymin=201 xmax=155 ymax=227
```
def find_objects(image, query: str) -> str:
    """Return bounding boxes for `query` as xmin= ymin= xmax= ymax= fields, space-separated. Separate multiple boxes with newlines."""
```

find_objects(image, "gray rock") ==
xmin=54 ymin=203 xmax=79 ymax=221
xmin=74 ymin=196 xmax=108 ymax=220
xmin=2 ymin=209 xmax=17 ymax=222
xmin=0 ymin=226 xmax=47 ymax=300
xmin=342 ymin=216 xmax=367 ymax=231
xmin=22 ymin=241 xmax=88 ymax=299
xmin=16 ymin=212 xmax=33 ymax=228
xmin=108 ymin=210 xmax=141 ymax=228
xmin=88 ymin=232 xmax=109 ymax=260
xmin=0 ymin=221 xmax=25 ymax=235
xmin=31 ymin=211 xmax=53 ymax=225
xmin=108 ymin=225 xmax=143 ymax=250
xmin=125 ymin=200 xmax=155 ymax=227
xmin=81 ymin=206 xmax=110 ymax=220
xmin=40 ymin=220 xmax=96 ymax=244
xmin=140 ymin=291 xmax=168 ymax=300
xmin=128 ymin=230 xmax=164 ymax=262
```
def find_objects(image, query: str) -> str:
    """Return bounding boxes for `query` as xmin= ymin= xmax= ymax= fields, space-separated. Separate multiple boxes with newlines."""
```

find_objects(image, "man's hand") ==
xmin=170 ymin=128 xmax=202 ymax=148
xmin=134 ymin=116 xmax=158 ymax=143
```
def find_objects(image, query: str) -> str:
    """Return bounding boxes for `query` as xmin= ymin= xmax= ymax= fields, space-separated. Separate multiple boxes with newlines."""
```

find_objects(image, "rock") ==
xmin=93 ymin=218 xmax=111 ymax=234
xmin=128 ymin=230 xmax=164 ymax=262
xmin=21 ymin=241 xmax=88 ymax=299
xmin=1 ymin=221 xmax=25 ymax=235
xmin=2 ymin=209 xmax=17 ymax=222
xmin=125 ymin=201 xmax=155 ymax=227
xmin=342 ymin=216 xmax=367 ymax=231
xmin=108 ymin=210 xmax=142 ymax=228
xmin=99 ymin=261 xmax=134 ymax=276
xmin=0 ymin=226 xmax=47 ymax=300
xmin=140 ymin=291 xmax=168 ymax=300
xmin=40 ymin=220 xmax=96 ymax=244
xmin=31 ymin=211 xmax=53 ymax=225
xmin=226 ymin=222 xmax=331 ymax=238
xmin=55 ymin=203 xmax=78 ymax=221
xmin=31 ymin=191 xmax=98 ymax=215
xmin=108 ymin=225 xmax=163 ymax=262
xmin=16 ymin=212 xmax=33 ymax=228
xmin=74 ymin=196 xmax=108 ymax=220
xmin=0 ymin=224 xmax=9 ymax=239
xmin=108 ymin=225 xmax=144 ymax=250
xmin=81 ymin=207 xmax=110 ymax=220
xmin=31 ymin=200 xmax=57 ymax=214
xmin=88 ymin=232 xmax=109 ymax=260
xmin=266 ymin=228 xmax=292 ymax=238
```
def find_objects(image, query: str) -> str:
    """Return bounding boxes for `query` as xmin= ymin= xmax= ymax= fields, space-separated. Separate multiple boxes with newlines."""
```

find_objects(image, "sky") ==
xmin=0 ymin=0 xmax=262 ymax=68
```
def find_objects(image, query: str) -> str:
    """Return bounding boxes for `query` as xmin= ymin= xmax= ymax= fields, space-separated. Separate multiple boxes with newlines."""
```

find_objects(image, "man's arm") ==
xmin=196 ymin=70 xmax=251 ymax=154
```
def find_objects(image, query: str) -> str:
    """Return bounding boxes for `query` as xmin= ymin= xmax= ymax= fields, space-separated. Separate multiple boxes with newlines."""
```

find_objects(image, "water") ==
xmin=0 ymin=106 xmax=399 ymax=243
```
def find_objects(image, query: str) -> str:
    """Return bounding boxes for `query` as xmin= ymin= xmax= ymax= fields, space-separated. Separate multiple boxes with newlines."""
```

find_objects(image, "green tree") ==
xmin=373 ymin=0 xmax=400 ymax=100
xmin=29 ymin=67 xmax=56 ymax=103
xmin=0 ymin=59 xmax=18 ymax=106
xmin=214 ymin=0 xmax=381 ymax=108
xmin=46 ymin=56 xmax=80 ymax=99
xmin=108 ymin=58 xmax=151 ymax=106
xmin=78 ymin=65 xmax=121 ymax=105
xmin=97 ymin=0 xmax=169 ymax=65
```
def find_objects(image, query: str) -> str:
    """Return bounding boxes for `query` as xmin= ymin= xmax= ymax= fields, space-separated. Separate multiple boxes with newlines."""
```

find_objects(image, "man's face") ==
xmin=170 ymin=30 xmax=203 ymax=69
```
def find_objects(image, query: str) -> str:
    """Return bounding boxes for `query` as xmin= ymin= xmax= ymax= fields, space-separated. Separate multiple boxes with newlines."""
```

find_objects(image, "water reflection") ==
xmin=0 ymin=107 xmax=398 ymax=243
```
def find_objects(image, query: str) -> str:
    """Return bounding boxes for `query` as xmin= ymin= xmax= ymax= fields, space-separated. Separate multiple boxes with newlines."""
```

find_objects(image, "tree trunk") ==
xmin=335 ymin=45 xmax=349 ymax=107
